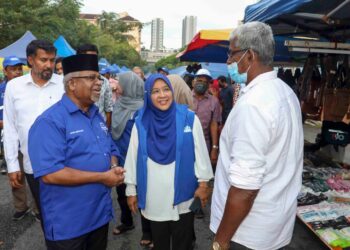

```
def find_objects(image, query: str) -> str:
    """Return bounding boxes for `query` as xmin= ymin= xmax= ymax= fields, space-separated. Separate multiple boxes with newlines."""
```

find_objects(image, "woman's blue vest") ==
xmin=135 ymin=104 xmax=198 ymax=209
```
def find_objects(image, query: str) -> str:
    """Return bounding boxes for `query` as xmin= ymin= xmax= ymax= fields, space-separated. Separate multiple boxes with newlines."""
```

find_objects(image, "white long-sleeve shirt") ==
xmin=4 ymin=72 xmax=64 ymax=174
xmin=125 ymin=115 xmax=214 ymax=221
xmin=210 ymin=71 xmax=303 ymax=250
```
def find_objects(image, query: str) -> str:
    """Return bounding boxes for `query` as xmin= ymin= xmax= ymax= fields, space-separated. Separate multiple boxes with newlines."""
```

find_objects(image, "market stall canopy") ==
xmin=98 ymin=58 xmax=110 ymax=70
xmin=121 ymin=66 xmax=130 ymax=72
xmin=54 ymin=36 xmax=76 ymax=57
xmin=0 ymin=31 xmax=37 ymax=60
xmin=169 ymin=63 xmax=228 ymax=79
xmin=244 ymin=0 xmax=350 ymax=41
xmin=109 ymin=64 xmax=121 ymax=74
xmin=177 ymin=28 xmax=306 ymax=64
xmin=177 ymin=29 xmax=231 ymax=63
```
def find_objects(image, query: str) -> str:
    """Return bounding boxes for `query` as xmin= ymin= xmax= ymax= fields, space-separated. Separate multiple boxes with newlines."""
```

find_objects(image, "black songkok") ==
xmin=62 ymin=54 xmax=99 ymax=75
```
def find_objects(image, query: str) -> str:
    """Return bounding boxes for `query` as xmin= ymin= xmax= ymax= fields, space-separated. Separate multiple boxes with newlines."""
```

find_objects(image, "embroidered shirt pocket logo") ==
xmin=184 ymin=125 xmax=192 ymax=133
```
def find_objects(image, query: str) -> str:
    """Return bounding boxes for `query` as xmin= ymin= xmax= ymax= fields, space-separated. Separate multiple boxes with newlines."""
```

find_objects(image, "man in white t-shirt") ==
xmin=210 ymin=22 xmax=303 ymax=250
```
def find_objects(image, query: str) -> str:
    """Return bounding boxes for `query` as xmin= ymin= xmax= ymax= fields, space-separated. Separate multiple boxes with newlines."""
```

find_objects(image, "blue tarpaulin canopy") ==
xmin=98 ymin=58 xmax=110 ymax=70
xmin=0 ymin=31 xmax=37 ymax=60
xmin=244 ymin=0 xmax=350 ymax=41
xmin=54 ymin=36 xmax=76 ymax=57
xmin=169 ymin=63 xmax=228 ymax=79
xmin=109 ymin=64 xmax=121 ymax=74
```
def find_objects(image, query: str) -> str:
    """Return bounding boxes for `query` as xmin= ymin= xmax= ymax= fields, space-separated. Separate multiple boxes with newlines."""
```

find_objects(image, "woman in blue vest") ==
xmin=125 ymin=73 xmax=213 ymax=250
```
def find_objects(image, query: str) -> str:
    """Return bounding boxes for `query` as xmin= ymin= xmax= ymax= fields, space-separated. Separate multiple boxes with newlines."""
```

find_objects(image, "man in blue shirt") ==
xmin=0 ymin=56 xmax=24 ymax=175
xmin=28 ymin=54 xmax=125 ymax=250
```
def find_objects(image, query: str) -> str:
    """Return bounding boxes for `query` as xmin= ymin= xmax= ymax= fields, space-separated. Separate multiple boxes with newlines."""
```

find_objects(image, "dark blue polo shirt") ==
xmin=0 ymin=81 xmax=7 ymax=120
xmin=28 ymin=94 xmax=120 ymax=241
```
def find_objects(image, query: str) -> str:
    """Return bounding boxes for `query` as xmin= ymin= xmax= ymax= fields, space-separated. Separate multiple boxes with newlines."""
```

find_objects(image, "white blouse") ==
xmin=125 ymin=115 xmax=213 ymax=221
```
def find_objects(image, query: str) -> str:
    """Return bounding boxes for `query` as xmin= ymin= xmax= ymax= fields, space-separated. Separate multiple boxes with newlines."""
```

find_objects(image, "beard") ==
xmin=39 ymin=69 xmax=54 ymax=81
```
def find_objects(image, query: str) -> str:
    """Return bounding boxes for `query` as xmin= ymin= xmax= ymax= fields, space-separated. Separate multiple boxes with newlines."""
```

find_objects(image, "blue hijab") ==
xmin=141 ymin=73 xmax=176 ymax=164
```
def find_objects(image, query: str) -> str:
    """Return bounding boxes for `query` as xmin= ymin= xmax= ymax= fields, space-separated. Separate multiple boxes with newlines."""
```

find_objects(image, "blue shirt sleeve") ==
xmin=28 ymin=118 xmax=66 ymax=178
xmin=109 ymin=133 xmax=121 ymax=159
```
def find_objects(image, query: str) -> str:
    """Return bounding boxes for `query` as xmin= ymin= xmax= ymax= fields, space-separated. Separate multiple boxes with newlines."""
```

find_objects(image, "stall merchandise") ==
xmin=298 ymin=152 xmax=350 ymax=249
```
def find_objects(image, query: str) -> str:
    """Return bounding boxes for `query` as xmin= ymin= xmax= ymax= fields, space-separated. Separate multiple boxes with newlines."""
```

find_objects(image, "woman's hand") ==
xmin=194 ymin=182 xmax=211 ymax=208
xmin=127 ymin=196 xmax=138 ymax=214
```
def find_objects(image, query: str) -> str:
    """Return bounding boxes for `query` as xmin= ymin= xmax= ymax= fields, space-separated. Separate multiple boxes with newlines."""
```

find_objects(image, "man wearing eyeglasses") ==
xmin=28 ymin=54 xmax=125 ymax=250
xmin=4 ymin=40 xmax=64 ymax=223
xmin=76 ymin=44 xmax=113 ymax=129
xmin=210 ymin=22 xmax=303 ymax=250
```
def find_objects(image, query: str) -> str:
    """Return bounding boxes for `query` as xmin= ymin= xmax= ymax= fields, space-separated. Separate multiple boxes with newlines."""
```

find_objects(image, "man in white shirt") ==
xmin=210 ymin=22 xmax=303 ymax=250
xmin=4 ymin=40 xmax=64 ymax=221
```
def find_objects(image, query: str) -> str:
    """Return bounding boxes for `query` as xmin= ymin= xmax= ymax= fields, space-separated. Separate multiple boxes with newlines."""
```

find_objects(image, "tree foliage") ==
xmin=154 ymin=53 xmax=186 ymax=70
xmin=0 ymin=0 xmax=145 ymax=67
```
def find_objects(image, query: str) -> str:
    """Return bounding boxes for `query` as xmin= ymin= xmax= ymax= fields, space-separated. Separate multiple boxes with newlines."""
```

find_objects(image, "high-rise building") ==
xmin=182 ymin=16 xmax=197 ymax=47
xmin=151 ymin=18 xmax=164 ymax=51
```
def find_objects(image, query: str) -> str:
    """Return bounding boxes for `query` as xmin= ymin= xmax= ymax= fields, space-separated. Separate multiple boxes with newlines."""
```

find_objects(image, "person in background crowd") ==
xmin=157 ymin=67 xmax=169 ymax=76
xmin=209 ymin=79 xmax=220 ymax=99
xmin=168 ymin=74 xmax=194 ymax=110
xmin=210 ymin=21 xmax=303 ymax=250
xmin=132 ymin=66 xmax=146 ymax=81
xmin=4 ymin=40 xmax=64 ymax=224
xmin=192 ymin=69 xmax=221 ymax=168
xmin=54 ymin=57 xmax=63 ymax=75
xmin=100 ymin=67 xmax=120 ymax=104
xmin=294 ymin=68 xmax=301 ymax=82
xmin=1 ymin=56 xmax=24 ymax=175
xmin=125 ymin=73 xmax=213 ymax=250
xmin=183 ymin=73 xmax=194 ymax=90
xmin=110 ymin=71 xmax=153 ymax=247
xmin=0 ymin=56 xmax=38 ymax=221
xmin=217 ymin=75 xmax=233 ymax=125
xmin=76 ymin=44 xmax=113 ymax=129
xmin=28 ymin=54 xmax=125 ymax=250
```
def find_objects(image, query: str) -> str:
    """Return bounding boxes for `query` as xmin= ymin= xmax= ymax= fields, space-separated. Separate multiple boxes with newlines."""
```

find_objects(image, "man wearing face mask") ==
xmin=192 ymin=69 xmax=221 ymax=170
xmin=210 ymin=22 xmax=303 ymax=250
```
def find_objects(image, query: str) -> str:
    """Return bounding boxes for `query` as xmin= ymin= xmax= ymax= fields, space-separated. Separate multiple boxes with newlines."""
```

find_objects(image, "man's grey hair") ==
xmin=230 ymin=22 xmax=275 ymax=66
xmin=63 ymin=72 xmax=81 ymax=91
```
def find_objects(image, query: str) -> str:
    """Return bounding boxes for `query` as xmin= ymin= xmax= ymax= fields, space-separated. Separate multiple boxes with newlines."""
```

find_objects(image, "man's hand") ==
xmin=210 ymin=148 xmax=219 ymax=166
xmin=127 ymin=196 xmax=138 ymax=214
xmin=102 ymin=167 xmax=125 ymax=187
xmin=8 ymin=171 xmax=23 ymax=188
xmin=194 ymin=182 xmax=210 ymax=207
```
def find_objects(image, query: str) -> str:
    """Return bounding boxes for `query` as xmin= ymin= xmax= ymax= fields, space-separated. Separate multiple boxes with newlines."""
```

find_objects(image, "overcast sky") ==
xmin=81 ymin=0 xmax=257 ymax=49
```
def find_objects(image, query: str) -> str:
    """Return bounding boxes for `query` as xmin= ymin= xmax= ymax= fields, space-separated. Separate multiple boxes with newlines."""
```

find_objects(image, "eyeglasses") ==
xmin=72 ymin=74 xmax=102 ymax=82
xmin=227 ymin=49 xmax=247 ymax=60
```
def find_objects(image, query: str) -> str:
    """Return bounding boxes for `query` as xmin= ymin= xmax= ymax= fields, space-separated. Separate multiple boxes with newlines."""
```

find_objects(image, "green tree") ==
xmin=0 ymin=1 xmax=145 ymax=67
xmin=154 ymin=53 xmax=186 ymax=70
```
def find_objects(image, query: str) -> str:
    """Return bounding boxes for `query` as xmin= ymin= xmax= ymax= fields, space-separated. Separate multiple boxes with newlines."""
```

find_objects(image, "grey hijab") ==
xmin=111 ymin=71 xmax=144 ymax=140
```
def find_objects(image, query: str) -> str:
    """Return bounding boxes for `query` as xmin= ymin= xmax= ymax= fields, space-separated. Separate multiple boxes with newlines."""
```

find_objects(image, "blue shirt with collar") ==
xmin=28 ymin=94 xmax=120 ymax=241
xmin=0 ymin=80 xmax=7 ymax=120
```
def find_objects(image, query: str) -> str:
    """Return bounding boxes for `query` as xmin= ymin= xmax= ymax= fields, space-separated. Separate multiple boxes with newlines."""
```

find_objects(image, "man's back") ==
xmin=211 ymin=71 xmax=303 ymax=250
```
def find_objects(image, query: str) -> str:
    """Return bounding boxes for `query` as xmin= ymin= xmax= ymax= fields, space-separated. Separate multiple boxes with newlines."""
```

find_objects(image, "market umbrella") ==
xmin=177 ymin=29 xmax=306 ymax=64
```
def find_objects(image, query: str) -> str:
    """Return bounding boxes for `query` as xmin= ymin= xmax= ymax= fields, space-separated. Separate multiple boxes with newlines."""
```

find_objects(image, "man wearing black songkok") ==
xmin=28 ymin=54 xmax=125 ymax=250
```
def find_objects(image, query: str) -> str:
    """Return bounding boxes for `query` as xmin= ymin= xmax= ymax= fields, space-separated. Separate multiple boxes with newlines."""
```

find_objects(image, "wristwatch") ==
xmin=110 ymin=164 xmax=118 ymax=168
xmin=212 ymin=241 xmax=229 ymax=250
xmin=212 ymin=145 xmax=219 ymax=149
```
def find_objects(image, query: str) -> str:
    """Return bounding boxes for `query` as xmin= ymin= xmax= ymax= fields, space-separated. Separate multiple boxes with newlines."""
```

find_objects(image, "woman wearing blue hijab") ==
xmin=124 ymin=73 xmax=213 ymax=250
